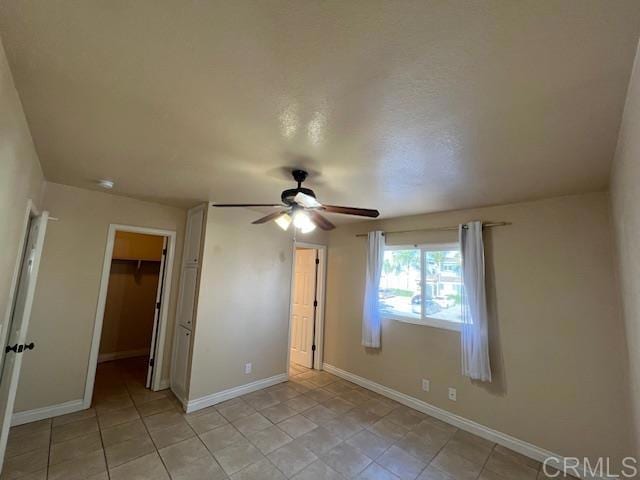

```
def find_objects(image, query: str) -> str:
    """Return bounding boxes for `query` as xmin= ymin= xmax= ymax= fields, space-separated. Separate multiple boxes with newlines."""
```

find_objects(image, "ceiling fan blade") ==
xmin=212 ymin=203 xmax=283 ymax=207
xmin=251 ymin=210 xmax=289 ymax=224
xmin=308 ymin=211 xmax=335 ymax=231
xmin=294 ymin=192 xmax=322 ymax=208
xmin=321 ymin=205 xmax=380 ymax=218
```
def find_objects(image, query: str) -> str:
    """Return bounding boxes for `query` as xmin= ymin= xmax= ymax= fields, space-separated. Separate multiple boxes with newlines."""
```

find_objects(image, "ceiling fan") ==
xmin=212 ymin=169 xmax=380 ymax=232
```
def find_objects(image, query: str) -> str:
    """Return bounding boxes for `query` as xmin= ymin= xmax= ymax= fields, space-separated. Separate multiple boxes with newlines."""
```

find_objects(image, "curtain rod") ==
xmin=354 ymin=221 xmax=511 ymax=237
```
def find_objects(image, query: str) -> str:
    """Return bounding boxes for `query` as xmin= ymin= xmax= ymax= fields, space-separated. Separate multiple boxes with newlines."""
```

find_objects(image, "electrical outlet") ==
xmin=421 ymin=379 xmax=430 ymax=392
xmin=244 ymin=363 xmax=252 ymax=374
xmin=448 ymin=387 xmax=457 ymax=401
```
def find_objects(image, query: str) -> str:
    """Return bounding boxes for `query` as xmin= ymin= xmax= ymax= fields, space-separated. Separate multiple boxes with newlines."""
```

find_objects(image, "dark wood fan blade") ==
xmin=212 ymin=203 xmax=283 ymax=207
xmin=308 ymin=211 xmax=336 ymax=230
xmin=321 ymin=205 xmax=380 ymax=218
xmin=252 ymin=210 xmax=288 ymax=224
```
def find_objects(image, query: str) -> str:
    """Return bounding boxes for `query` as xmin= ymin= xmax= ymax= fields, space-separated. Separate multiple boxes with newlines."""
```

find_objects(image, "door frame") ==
xmin=287 ymin=241 xmax=327 ymax=373
xmin=84 ymin=224 xmax=176 ymax=408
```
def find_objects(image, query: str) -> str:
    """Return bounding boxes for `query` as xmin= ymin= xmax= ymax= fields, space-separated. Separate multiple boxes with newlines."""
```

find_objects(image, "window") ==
xmin=379 ymin=244 xmax=463 ymax=331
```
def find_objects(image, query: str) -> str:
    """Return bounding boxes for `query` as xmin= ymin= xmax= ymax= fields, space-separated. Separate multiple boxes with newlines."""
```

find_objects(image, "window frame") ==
xmin=381 ymin=242 xmax=462 ymax=332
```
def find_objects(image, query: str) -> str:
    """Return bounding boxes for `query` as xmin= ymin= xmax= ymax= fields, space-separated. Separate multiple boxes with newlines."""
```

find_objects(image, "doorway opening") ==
xmin=288 ymin=242 xmax=326 ymax=376
xmin=85 ymin=225 xmax=176 ymax=409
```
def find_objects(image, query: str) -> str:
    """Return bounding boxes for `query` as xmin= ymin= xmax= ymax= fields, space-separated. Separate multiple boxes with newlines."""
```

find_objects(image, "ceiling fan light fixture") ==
xmin=293 ymin=210 xmax=316 ymax=233
xmin=300 ymin=222 xmax=316 ymax=234
xmin=294 ymin=192 xmax=321 ymax=208
xmin=293 ymin=210 xmax=310 ymax=228
xmin=275 ymin=213 xmax=292 ymax=231
xmin=96 ymin=179 xmax=114 ymax=189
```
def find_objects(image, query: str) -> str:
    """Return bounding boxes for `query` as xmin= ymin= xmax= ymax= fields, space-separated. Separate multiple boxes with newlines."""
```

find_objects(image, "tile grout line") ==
xmin=226 ymin=368 xmax=324 ymax=479
xmin=16 ymin=361 xmax=517 ymax=480
xmin=96 ymin=412 xmax=112 ymax=480
xmin=46 ymin=419 xmax=53 ymax=480
xmin=104 ymin=362 xmax=143 ymax=479
xmin=218 ymin=396 xmax=285 ymax=478
xmin=123 ymin=368 xmax=176 ymax=479
xmin=476 ymin=442 xmax=498 ymax=480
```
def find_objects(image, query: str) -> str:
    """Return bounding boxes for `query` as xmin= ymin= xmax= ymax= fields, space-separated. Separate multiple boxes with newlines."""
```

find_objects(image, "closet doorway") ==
xmin=288 ymin=242 xmax=326 ymax=375
xmin=84 ymin=225 xmax=176 ymax=408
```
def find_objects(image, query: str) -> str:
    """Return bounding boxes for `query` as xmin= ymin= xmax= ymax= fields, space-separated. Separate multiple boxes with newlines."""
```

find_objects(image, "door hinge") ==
xmin=315 ymin=258 xmax=319 ymax=265
xmin=149 ymin=358 xmax=154 ymax=367
xmin=156 ymin=302 xmax=161 ymax=309
xmin=313 ymin=300 xmax=318 ymax=307
xmin=162 ymin=248 xmax=167 ymax=255
xmin=311 ymin=345 xmax=316 ymax=351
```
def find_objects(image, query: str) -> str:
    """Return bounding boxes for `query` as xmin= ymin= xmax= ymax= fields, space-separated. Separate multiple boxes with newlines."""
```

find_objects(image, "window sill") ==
xmin=383 ymin=313 xmax=462 ymax=332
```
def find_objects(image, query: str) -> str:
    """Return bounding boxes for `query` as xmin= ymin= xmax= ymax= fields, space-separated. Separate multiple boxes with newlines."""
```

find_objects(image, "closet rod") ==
xmin=354 ymin=221 xmax=511 ymax=237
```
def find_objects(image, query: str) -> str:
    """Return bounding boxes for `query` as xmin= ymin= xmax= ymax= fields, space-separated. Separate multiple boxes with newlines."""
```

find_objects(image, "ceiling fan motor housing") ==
xmin=281 ymin=169 xmax=316 ymax=206
xmin=281 ymin=187 xmax=316 ymax=206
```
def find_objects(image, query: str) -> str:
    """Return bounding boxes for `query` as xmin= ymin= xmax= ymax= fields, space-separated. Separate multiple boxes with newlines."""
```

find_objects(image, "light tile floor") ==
xmin=2 ymin=358 xmax=574 ymax=479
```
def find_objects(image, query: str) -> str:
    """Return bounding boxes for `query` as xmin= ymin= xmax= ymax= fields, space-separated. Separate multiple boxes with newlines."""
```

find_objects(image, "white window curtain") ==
xmin=362 ymin=230 xmax=385 ymax=348
xmin=459 ymin=221 xmax=492 ymax=382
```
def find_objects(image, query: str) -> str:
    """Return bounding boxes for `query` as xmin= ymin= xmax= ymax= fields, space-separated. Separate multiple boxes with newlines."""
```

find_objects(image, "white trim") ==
xmin=185 ymin=373 xmax=287 ymax=414
xmin=286 ymin=239 xmax=296 ymax=375
xmin=384 ymin=243 xmax=458 ymax=251
xmin=158 ymin=379 xmax=170 ymax=390
xmin=97 ymin=349 xmax=149 ymax=363
xmin=11 ymin=399 xmax=84 ymax=427
xmin=384 ymin=313 xmax=462 ymax=332
xmin=322 ymin=363 xmax=604 ymax=480
xmin=289 ymin=242 xmax=327 ymax=371
xmin=84 ymin=224 xmax=177 ymax=409
xmin=382 ymin=242 xmax=462 ymax=333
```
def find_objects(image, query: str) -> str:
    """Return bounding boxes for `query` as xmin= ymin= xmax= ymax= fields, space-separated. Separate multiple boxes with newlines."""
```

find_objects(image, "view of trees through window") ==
xmin=379 ymin=247 xmax=463 ymax=324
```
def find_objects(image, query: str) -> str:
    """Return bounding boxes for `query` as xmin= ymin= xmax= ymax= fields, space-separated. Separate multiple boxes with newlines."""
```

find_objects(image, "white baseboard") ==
xmin=158 ymin=379 xmax=170 ymax=390
xmin=98 ymin=349 xmax=148 ymax=363
xmin=186 ymin=373 xmax=288 ymax=414
xmin=11 ymin=399 xmax=85 ymax=427
xmin=322 ymin=363 xmax=605 ymax=480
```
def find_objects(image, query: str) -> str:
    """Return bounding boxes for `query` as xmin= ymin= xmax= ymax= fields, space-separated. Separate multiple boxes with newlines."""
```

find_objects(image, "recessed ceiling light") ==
xmin=96 ymin=179 xmax=114 ymax=189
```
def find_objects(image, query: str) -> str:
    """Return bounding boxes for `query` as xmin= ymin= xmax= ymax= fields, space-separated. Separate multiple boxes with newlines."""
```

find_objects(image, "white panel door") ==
xmin=185 ymin=207 xmax=203 ymax=265
xmin=176 ymin=266 xmax=198 ymax=329
xmin=172 ymin=326 xmax=191 ymax=399
xmin=0 ymin=212 xmax=48 ymax=471
xmin=290 ymin=249 xmax=317 ymax=368
xmin=146 ymin=237 xmax=168 ymax=388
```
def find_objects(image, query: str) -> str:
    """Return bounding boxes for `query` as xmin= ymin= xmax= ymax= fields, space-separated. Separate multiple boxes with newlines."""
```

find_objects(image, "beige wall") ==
xmin=188 ymin=207 xmax=299 ymax=400
xmin=324 ymin=192 xmax=633 ymax=464
xmin=99 ymin=260 xmax=159 ymax=357
xmin=612 ymin=40 xmax=640 ymax=456
xmin=15 ymin=182 xmax=186 ymax=412
xmin=0 ymin=36 xmax=44 ymax=342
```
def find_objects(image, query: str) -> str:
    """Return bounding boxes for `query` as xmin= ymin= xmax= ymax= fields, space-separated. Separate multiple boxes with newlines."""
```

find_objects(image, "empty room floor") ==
xmin=2 ymin=360 xmax=569 ymax=480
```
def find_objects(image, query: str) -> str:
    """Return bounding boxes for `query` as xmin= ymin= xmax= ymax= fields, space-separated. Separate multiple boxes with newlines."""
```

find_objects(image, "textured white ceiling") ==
xmin=1 ymin=1 xmax=639 ymax=221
